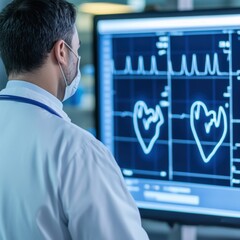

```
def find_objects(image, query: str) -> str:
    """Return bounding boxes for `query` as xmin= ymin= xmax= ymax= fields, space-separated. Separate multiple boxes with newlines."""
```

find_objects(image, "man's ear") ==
xmin=53 ymin=40 xmax=68 ymax=65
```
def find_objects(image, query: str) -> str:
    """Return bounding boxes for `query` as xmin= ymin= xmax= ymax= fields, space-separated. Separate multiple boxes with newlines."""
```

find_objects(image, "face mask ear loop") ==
xmin=64 ymin=41 xmax=79 ymax=58
xmin=58 ymin=62 xmax=69 ymax=87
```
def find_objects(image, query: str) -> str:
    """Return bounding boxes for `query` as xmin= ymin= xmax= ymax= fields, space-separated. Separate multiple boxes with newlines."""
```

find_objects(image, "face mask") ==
xmin=58 ymin=42 xmax=81 ymax=102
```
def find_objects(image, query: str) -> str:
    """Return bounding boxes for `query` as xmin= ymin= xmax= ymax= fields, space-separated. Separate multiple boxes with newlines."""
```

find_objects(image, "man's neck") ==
xmin=8 ymin=66 xmax=64 ymax=101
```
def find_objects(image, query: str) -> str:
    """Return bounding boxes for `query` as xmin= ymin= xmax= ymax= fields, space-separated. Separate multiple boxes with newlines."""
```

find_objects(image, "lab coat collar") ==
xmin=0 ymin=80 xmax=71 ymax=122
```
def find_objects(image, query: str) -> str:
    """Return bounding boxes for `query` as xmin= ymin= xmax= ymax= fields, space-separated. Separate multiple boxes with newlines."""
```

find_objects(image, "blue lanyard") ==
xmin=0 ymin=95 xmax=62 ymax=118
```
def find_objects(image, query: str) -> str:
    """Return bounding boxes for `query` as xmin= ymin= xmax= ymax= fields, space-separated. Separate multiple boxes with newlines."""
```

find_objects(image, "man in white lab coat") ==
xmin=0 ymin=0 xmax=149 ymax=239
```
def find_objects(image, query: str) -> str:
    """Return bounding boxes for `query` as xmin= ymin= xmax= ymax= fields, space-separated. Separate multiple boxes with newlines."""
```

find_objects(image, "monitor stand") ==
xmin=168 ymin=224 xmax=197 ymax=240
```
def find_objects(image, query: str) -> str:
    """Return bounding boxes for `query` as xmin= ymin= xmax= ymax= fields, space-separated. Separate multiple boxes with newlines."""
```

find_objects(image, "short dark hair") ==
xmin=0 ymin=0 xmax=76 ymax=75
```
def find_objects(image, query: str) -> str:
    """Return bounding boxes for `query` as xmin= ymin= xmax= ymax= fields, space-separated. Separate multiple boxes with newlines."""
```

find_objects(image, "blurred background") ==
xmin=1 ymin=0 xmax=240 ymax=239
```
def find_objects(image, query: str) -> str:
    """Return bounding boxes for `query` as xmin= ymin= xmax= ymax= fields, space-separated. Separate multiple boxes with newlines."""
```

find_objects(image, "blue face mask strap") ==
xmin=0 ymin=95 xmax=62 ymax=118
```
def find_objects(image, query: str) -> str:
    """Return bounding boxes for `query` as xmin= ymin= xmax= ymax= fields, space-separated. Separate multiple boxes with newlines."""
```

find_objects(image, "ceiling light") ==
xmin=79 ymin=2 xmax=134 ymax=15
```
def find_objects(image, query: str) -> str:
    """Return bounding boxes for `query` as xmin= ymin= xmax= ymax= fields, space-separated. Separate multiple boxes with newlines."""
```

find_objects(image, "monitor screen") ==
xmin=94 ymin=9 xmax=240 ymax=227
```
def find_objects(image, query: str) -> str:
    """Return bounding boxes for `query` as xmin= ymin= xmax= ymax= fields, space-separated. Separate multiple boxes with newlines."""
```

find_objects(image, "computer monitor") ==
xmin=94 ymin=9 xmax=240 ymax=227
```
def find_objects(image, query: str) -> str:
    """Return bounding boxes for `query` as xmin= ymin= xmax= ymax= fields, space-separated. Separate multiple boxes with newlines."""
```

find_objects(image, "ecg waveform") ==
xmin=112 ymin=53 xmax=230 ymax=76
xmin=113 ymin=55 xmax=167 ymax=75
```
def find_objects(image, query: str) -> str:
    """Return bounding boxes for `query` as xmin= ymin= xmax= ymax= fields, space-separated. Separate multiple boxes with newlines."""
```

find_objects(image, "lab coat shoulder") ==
xmin=52 ymin=117 xmax=120 ymax=175
xmin=56 ymin=121 xmax=149 ymax=240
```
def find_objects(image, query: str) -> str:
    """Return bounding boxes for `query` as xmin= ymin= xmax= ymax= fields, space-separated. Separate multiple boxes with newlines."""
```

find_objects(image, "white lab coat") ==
xmin=0 ymin=81 xmax=149 ymax=240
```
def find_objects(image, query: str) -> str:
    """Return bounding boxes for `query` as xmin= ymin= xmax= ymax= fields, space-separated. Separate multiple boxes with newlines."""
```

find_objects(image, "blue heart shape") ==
xmin=190 ymin=101 xmax=227 ymax=163
xmin=133 ymin=101 xmax=164 ymax=154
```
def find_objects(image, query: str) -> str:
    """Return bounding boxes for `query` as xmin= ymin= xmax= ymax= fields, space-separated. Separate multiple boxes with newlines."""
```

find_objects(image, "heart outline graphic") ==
xmin=190 ymin=101 xmax=227 ymax=163
xmin=133 ymin=101 xmax=164 ymax=154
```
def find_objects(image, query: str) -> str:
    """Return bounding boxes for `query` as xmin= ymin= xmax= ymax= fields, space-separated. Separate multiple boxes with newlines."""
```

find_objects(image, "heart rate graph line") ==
xmin=232 ymin=119 xmax=240 ymax=123
xmin=133 ymin=101 xmax=164 ymax=155
xmin=112 ymin=55 xmax=167 ymax=75
xmin=190 ymin=101 xmax=228 ymax=163
xmin=114 ymin=111 xmax=133 ymax=118
xmin=171 ymin=114 xmax=190 ymax=119
xmin=112 ymin=53 xmax=229 ymax=76
xmin=169 ymin=53 xmax=228 ymax=76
